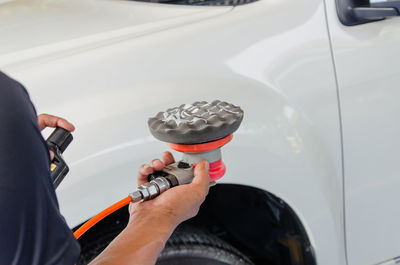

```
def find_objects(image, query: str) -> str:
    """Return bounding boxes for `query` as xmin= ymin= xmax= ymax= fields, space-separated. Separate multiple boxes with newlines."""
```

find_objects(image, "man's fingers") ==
xmin=137 ymin=164 xmax=153 ymax=185
xmin=56 ymin=118 xmax=75 ymax=132
xmin=162 ymin=151 xmax=175 ymax=166
xmin=139 ymin=164 xmax=154 ymax=176
xmin=38 ymin=114 xmax=50 ymax=130
xmin=150 ymin=159 xmax=165 ymax=171
xmin=191 ymin=161 xmax=210 ymax=195
xmin=136 ymin=155 xmax=174 ymax=186
xmin=38 ymin=114 xmax=75 ymax=132
xmin=49 ymin=150 xmax=55 ymax=161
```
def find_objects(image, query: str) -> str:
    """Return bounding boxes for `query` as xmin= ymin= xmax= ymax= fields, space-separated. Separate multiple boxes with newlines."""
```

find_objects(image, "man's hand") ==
xmin=37 ymin=114 xmax=75 ymax=160
xmin=89 ymin=152 xmax=210 ymax=265
xmin=129 ymin=151 xmax=210 ymax=228
xmin=37 ymin=113 xmax=75 ymax=132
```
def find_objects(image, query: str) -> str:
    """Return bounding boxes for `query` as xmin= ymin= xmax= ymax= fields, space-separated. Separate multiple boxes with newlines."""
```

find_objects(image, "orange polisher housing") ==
xmin=167 ymin=134 xmax=233 ymax=181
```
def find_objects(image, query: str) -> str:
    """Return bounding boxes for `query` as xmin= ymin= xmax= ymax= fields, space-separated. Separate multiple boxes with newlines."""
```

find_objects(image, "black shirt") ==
xmin=0 ymin=72 xmax=80 ymax=265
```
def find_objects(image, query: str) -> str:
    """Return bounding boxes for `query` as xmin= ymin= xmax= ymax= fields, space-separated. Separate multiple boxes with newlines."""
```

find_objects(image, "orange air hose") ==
xmin=74 ymin=196 xmax=133 ymax=239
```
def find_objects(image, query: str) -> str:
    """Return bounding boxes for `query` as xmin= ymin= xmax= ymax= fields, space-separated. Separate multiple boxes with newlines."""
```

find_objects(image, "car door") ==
xmin=325 ymin=1 xmax=400 ymax=264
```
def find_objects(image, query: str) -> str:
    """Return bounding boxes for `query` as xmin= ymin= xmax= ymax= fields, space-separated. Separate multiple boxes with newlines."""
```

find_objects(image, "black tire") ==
xmin=157 ymin=228 xmax=254 ymax=265
xmin=77 ymin=220 xmax=253 ymax=265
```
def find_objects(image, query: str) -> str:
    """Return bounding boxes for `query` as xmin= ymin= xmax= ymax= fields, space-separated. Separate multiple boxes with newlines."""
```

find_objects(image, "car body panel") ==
xmin=325 ymin=1 xmax=400 ymax=264
xmin=1 ymin=0 xmax=346 ymax=264
xmin=0 ymin=0 xmax=231 ymax=68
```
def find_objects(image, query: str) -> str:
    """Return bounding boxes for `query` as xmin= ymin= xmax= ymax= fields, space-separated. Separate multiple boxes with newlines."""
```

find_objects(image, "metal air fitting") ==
xmin=131 ymin=176 xmax=172 ymax=202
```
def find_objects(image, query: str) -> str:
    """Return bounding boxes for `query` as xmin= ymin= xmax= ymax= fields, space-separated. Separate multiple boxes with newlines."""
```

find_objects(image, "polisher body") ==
xmin=148 ymin=100 xmax=243 ymax=183
xmin=130 ymin=100 xmax=243 ymax=203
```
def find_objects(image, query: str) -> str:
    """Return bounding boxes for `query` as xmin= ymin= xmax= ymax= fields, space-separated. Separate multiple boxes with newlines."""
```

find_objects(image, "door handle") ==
xmin=354 ymin=1 xmax=400 ymax=20
xmin=337 ymin=0 xmax=400 ymax=26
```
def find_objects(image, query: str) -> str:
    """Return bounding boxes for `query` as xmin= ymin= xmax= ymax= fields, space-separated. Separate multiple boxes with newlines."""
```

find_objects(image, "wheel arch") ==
xmin=183 ymin=183 xmax=317 ymax=265
xmin=74 ymin=183 xmax=317 ymax=265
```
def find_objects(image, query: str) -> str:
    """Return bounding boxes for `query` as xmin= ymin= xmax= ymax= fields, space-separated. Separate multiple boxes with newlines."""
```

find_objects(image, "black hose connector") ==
xmin=46 ymin=127 xmax=73 ymax=189
xmin=46 ymin=127 xmax=73 ymax=153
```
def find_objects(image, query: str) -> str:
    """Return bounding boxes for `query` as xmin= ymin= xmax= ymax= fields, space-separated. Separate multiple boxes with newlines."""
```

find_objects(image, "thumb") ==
xmin=192 ymin=161 xmax=210 ymax=191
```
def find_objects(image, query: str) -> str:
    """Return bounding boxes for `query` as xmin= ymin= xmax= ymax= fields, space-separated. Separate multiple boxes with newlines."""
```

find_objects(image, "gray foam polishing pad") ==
xmin=148 ymin=100 xmax=244 ymax=144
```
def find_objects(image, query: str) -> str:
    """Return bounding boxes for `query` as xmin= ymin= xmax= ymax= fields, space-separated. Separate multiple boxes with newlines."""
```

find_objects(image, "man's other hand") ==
xmin=37 ymin=113 xmax=75 ymax=132
xmin=38 ymin=114 xmax=75 ymax=160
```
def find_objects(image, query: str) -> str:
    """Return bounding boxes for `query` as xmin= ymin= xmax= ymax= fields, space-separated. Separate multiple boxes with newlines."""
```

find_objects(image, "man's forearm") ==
xmin=87 ymin=160 xmax=209 ymax=265
xmin=88 ymin=209 xmax=176 ymax=265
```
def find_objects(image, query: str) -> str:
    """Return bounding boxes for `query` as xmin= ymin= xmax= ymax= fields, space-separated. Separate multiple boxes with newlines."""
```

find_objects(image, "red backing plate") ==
xmin=167 ymin=134 xmax=233 ymax=153
xmin=194 ymin=158 xmax=226 ymax=181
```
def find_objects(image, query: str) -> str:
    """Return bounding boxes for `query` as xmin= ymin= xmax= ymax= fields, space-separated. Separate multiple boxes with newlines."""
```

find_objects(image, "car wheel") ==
xmin=77 ymin=220 xmax=253 ymax=265
xmin=157 ymin=228 xmax=254 ymax=265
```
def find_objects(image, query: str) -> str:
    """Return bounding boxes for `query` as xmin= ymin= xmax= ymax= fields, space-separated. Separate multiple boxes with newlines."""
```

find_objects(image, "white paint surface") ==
xmin=324 ymin=1 xmax=400 ymax=264
xmin=0 ymin=0 xmax=368 ymax=264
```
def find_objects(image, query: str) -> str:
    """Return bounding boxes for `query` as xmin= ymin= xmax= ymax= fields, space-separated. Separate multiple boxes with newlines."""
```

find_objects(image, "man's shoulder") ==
xmin=0 ymin=72 xmax=29 ymax=101
xmin=0 ymin=72 xmax=36 ymax=123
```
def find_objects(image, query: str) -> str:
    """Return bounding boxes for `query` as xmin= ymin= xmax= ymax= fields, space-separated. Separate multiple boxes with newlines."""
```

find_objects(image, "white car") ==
xmin=1 ymin=0 xmax=400 ymax=264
